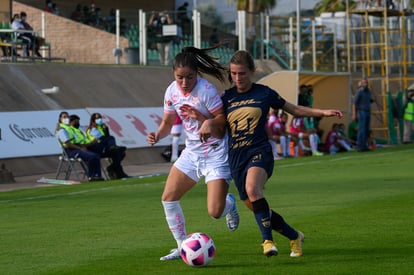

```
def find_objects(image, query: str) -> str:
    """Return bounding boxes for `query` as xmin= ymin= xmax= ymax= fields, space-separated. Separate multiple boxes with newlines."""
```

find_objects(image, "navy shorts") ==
xmin=230 ymin=147 xmax=274 ymax=201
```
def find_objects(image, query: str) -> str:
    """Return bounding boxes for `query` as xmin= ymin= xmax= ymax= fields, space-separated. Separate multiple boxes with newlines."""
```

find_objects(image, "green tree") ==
xmin=314 ymin=0 xmax=356 ymax=15
xmin=230 ymin=0 xmax=277 ymax=14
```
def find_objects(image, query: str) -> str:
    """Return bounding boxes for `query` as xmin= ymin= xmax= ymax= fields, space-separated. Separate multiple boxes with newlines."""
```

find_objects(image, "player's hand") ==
xmin=199 ymin=119 xmax=212 ymax=142
xmin=324 ymin=110 xmax=343 ymax=118
xmin=180 ymin=104 xmax=206 ymax=122
xmin=147 ymin=132 xmax=159 ymax=146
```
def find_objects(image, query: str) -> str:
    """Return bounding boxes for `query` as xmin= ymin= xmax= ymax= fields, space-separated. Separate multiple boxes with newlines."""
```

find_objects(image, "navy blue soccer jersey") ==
xmin=222 ymin=83 xmax=286 ymax=171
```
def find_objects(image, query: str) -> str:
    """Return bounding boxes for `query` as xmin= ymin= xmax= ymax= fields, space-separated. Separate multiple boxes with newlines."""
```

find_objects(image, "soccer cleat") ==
xmin=160 ymin=248 xmax=181 ymax=261
xmin=226 ymin=193 xmax=240 ymax=231
xmin=312 ymin=151 xmax=324 ymax=157
xmin=262 ymin=240 xmax=278 ymax=257
xmin=290 ymin=231 xmax=305 ymax=257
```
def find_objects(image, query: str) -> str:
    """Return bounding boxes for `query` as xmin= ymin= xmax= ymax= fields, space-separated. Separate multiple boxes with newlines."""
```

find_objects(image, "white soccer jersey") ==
xmin=164 ymin=77 xmax=227 ymax=157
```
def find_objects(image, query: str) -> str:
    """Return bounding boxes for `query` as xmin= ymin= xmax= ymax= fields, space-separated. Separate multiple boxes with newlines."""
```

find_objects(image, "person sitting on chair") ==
xmin=55 ymin=111 xmax=104 ymax=182
xmin=86 ymin=112 xmax=128 ymax=179
xmin=19 ymin=11 xmax=45 ymax=57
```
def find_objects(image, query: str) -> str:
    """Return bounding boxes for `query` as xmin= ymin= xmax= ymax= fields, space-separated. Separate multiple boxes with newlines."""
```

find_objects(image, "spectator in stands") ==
xmin=177 ymin=2 xmax=190 ymax=34
xmin=209 ymin=28 xmax=220 ymax=46
xmin=44 ymin=0 xmax=54 ymax=13
xmin=70 ymin=4 xmax=83 ymax=22
xmin=104 ymin=8 xmax=116 ymax=33
xmin=148 ymin=12 xmax=174 ymax=66
xmin=52 ymin=3 xmax=60 ymax=15
xmin=10 ymin=13 xmax=32 ymax=57
xmin=55 ymin=111 xmax=104 ymax=181
xmin=85 ymin=113 xmax=128 ymax=179
xmin=19 ymin=11 xmax=45 ymax=57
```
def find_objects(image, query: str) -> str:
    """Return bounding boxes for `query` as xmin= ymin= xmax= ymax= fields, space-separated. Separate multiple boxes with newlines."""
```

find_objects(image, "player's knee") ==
xmin=208 ymin=207 xmax=222 ymax=219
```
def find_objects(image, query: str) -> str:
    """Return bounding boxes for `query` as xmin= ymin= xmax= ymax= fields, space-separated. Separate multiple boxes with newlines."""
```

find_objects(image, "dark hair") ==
xmin=58 ymin=111 xmax=68 ymax=121
xmin=69 ymin=114 xmax=80 ymax=122
xmin=227 ymin=50 xmax=255 ymax=83
xmin=173 ymin=46 xmax=226 ymax=83
xmin=89 ymin=113 xmax=101 ymax=123
xmin=55 ymin=111 xmax=69 ymax=133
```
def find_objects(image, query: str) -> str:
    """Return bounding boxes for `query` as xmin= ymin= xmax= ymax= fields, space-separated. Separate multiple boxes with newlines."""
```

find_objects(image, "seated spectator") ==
xmin=44 ymin=0 xmax=54 ymax=13
xmin=86 ymin=113 xmax=128 ymax=179
xmin=11 ymin=13 xmax=32 ymax=57
xmin=19 ymin=11 xmax=45 ymax=57
xmin=289 ymin=116 xmax=322 ymax=156
xmin=70 ymin=4 xmax=83 ymax=22
xmin=52 ymin=3 xmax=60 ymax=15
xmin=104 ymin=8 xmax=116 ymax=33
xmin=55 ymin=111 xmax=104 ymax=181
xmin=269 ymin=110 xmax=292 ymax=158
xmin=338 ymin=123 xmax=355 ymax=148
xmin=325 ymin=123 xmax=352 ymax=155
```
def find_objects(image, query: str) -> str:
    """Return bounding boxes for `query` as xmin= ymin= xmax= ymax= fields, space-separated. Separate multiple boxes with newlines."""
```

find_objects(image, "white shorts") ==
xmin=173 ymin=148 xmax=232 ymax=184
xmin=171 ymin=124 xmax=183 ymax=135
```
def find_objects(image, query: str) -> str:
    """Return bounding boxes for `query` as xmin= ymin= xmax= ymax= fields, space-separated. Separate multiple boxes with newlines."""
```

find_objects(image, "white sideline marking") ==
xmin=0 ymin=180 xmax=166 ymax=204
xmin=276 ymin=148 xmax=413 ymax=168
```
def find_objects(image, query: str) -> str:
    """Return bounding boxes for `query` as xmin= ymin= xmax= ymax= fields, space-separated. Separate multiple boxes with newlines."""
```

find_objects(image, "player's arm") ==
xmin=147 ymin=112 xmax=175 ymax=145
xmin=179 ymin=104 xmax=226 ymax=142
xmin=199 ymin=107 xmax=227 ymax=141
xmin=283 ymin=102 xmax=342 ymax=118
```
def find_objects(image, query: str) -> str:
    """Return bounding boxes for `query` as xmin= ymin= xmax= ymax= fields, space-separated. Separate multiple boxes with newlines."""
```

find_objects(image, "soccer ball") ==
xmin=180 ymin=232 xmax=215 ymax=267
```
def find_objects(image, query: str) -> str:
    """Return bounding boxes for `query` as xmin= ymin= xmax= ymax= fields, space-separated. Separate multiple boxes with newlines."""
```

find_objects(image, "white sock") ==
xmin=309 ymin=133 xmax=318 ymax=153
xmin=294 ymin=145 xmax=298 ymax=157
xmin=171 ymin=136 xmax=180 ymax=161
xmin=162 ymin=200 xmax=187 ymax=248
xmin=219 ymin=193 xmax=234 ymax=218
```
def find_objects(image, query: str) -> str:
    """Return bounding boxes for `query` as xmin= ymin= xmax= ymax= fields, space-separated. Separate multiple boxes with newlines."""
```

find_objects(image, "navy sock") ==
xmin=271 ymin=210 xmax=299 ymax=240
xmin=252 ymin=198 xmax=273 ymax=242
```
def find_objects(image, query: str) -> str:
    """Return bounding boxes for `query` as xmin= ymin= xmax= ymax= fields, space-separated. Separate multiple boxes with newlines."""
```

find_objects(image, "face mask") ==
xmin=21 ymin=16 xmax=27 ymax=20
xmin=160 ymin=16 xmax=166 ymax=24
xmin=61 ymin=118 xmax=69 ymax=125
xmin=73 ymin=122 xmax=80 ymax=129
xmin=95 ymin=118 xmax=103 ymax=125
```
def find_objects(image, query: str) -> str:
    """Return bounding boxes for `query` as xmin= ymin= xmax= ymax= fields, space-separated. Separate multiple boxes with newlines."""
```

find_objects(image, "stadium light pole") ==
xmin=296 ymin=0 xmax=301 ymax=105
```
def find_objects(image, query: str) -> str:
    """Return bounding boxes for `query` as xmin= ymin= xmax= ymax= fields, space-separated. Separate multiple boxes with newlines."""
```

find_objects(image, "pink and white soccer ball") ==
xmin=180 ymin=232 xmax=216 ymax=267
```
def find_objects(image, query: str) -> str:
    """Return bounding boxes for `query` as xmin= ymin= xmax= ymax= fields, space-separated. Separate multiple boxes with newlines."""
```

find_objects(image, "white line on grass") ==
xmin=275 ymin=148 xmax=414 ymax=168
xmin=0 ymin=181 xmax=166 ymax=204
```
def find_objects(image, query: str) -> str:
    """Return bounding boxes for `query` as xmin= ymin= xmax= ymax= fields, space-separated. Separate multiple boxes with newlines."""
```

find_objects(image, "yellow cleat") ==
xmin=290 ymin=231 xmax=305 ymax=257
xmin=262 ymin=240 xmax=278 ymax=257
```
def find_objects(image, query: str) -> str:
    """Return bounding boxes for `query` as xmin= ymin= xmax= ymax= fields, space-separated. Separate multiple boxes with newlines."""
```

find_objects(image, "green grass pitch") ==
xmin=1 ymin=145 xmax=413 ymax=274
